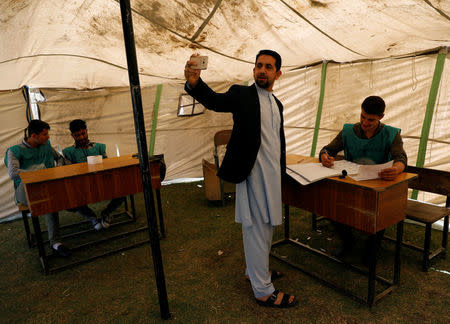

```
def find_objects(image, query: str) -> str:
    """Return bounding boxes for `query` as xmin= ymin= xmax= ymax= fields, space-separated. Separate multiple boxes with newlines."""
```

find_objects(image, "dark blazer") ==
xmin=185 ymin=78 xmax=286 ymax=184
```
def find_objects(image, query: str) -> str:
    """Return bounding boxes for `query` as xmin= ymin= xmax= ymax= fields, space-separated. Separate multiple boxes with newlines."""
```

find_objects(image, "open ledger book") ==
xmin=286 ymin=160 xmax=393 ymax=185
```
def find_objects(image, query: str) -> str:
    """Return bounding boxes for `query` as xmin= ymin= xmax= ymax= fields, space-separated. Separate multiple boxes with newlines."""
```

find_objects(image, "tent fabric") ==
xmin=0 ymin=1 xmax=449 ymax=219
xmin=1 ymin=0 xmax=449 ymax=90
xmin=0 ymin=89 xmax=28 ymax=218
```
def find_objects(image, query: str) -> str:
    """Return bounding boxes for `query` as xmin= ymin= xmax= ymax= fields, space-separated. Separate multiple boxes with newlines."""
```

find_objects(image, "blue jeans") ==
xmin=15 ymin=182 xmax=60 ymax=245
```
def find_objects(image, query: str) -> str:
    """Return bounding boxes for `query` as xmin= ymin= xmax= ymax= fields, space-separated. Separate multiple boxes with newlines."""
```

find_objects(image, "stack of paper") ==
xmin=287 ymin=163 xmax=341 ymax=185
xmin=286 ymin=160 xmax=394 ymax=185
xmin=351 ymin=160 xmax=393 ymax=181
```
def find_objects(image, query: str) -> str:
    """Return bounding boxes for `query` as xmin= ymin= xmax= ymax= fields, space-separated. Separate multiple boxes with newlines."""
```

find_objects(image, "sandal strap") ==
xmin=280 ymin=293 xmax=295 ymax=306
xmin=266 ymin=289 xmax=279 ymax=305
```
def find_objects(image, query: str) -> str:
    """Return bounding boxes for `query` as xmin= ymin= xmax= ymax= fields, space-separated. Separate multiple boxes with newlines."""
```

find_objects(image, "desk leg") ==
xmin=156 ymin=189 xmax=165 ymax=238
xmin=394 ymin=220 xmax=403 ymax=283
xmin=367 ymin=234 xmax=377 ymax=306
xmin=129 ymin=195 xmax=136 ymax=221
xmin=284 ymin=204 xmax=290 ymax=240
xmin=31 ymin=216 xmax=49 ymax=274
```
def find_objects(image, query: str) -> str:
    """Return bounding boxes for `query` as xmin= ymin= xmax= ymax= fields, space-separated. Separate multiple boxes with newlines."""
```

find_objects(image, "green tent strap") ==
xmin=149 ymin=84 xmax=162 ymax=156
xmin=412 ymin=49 xmax=447 ymax=200
xmin=310 ymin=61 xmax=328 ymax=157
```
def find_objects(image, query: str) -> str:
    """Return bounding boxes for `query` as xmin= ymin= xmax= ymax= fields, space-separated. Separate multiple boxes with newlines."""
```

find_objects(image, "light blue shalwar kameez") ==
xmin=236 ymin=85 xmax=282 ymax=298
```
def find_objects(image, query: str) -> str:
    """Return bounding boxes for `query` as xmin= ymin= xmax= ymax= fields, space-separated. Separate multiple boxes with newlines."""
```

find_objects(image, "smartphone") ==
xmin=191 ymin=56 xmax=208 ymax=70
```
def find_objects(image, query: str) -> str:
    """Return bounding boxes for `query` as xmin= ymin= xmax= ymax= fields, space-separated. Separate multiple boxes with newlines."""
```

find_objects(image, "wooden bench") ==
xmin=402 ymin=166 xmax=449 ymax=271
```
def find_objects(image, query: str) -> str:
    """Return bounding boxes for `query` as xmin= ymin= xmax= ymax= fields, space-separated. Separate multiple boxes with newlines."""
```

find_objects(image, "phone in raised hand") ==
xmin=190 ymin=56 xmax=208 ymax=70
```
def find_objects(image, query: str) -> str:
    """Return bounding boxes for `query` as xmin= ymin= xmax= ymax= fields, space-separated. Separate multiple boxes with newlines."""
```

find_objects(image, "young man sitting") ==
xmin=63 ymin=119 xmax=125 ymax=229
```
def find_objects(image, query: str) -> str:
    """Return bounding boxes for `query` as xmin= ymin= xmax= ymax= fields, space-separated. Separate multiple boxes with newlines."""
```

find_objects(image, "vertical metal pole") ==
xmin=119 ymin=0 xmax=170 ymax=319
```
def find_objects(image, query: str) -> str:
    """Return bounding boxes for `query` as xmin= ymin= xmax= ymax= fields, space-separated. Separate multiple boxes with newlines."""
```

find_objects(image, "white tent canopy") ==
xmin=1 ymin=0 xmax=449 ymax=89
xmin=0 ymin=0 xmax=449 ymax=219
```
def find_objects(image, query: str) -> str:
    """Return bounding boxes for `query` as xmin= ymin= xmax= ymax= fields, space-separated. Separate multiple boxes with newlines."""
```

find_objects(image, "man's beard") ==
xmin=76 ymin=139 xmax=89 ymax=148
xmin=255 ymin=77 xmax=272 ymax=89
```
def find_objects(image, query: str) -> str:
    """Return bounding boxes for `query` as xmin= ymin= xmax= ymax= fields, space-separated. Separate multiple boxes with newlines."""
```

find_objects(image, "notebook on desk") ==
xmin=287 ymin=163 xmax=342 ymax=184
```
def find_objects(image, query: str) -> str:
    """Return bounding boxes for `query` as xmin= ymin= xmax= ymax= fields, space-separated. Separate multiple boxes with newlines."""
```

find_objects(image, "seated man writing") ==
xmin=4 ymin=120 xmax=71 ymax=257
xmin=319 ymin=95 xmax=407 ymax=260
xmin=63 ymin=119 xmax=125 ymax=230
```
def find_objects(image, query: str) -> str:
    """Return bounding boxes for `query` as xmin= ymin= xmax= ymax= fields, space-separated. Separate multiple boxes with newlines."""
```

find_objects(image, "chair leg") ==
xmin=21 ymin=210 xmax=33 ymax=248
xmin=156 ymin=189 xmax=165 ymax=238
xmin=423 ymin=223 xmax=432 ymax=271
xmin=442 ymin=215 xmax=448 ymax=255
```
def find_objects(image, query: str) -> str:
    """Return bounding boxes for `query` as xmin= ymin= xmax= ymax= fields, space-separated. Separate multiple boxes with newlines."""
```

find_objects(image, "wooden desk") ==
xmin=21 ymin=155 xmax=164 ymax=274
xmin=273 ymin=154 xmax=417 ymax=306
xmin=21 ymin=155 xmax=161 ymax=216
xmin=283 ymin=171 xmax=417 ymax=234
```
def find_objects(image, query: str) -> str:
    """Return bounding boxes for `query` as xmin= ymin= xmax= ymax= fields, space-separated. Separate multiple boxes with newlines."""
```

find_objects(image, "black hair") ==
xmin=361 ymin=96 xmax=385 ymax=116
xmin=255 ymin=50 xmax=282 ymax=71
xmin=69 ymin=119 xmax=87 ymax=133
xmin=26 ymin=119 xmax=50 ymax=137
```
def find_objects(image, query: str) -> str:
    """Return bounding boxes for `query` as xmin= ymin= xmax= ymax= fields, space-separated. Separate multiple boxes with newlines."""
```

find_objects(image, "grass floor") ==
xmin=0 ymin=181 xmax=449 ymax=323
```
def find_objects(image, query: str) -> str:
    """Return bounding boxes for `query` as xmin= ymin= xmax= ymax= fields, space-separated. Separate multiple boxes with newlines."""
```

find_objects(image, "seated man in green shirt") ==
xmin=319 ymin=96 xmax=407 ymax=261
xmin=63 ymin=119 xmax=125 ymax=229
xmin=5 ymin=120 xmax=71 ymax=257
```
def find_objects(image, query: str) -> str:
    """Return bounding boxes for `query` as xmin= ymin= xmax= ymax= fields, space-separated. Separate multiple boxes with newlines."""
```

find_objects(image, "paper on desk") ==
xmin=286 ymin=168 xmax=311 ymax=185
xmin=351 ymin=160 xmax=394 ymax=181
xmin=287 ymin=163 xmax=341 ymax=184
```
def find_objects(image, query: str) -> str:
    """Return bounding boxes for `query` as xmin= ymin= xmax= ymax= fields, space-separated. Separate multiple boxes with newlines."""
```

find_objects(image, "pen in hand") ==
xmin=321 ymin=150 xmax=335 ymax=168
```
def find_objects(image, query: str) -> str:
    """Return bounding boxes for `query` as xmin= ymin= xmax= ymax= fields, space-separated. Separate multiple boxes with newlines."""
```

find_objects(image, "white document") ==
xmin=330 ymin=160 xmax=360 ymax=175
xmin=351 ymin=160 xmax=394 ymax=181
xmin=287 ymin=162 xmax=341 ymax=183
xmin=286 ymin=168 xmax=311 ymax=185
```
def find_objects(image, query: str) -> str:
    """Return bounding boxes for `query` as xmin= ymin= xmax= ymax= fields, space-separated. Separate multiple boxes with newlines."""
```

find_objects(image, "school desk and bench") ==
xmin=272 ymin=154 xmax=417 ymax=306
xmin=20 ymin=154 xmax=164 ymax=274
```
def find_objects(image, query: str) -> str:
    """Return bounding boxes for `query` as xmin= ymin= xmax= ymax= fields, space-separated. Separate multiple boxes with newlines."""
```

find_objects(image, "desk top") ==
xmin=286 ymin=154 xmax=417 ymax=191
xmin=20 ymin=155 xmax=141 ymax=184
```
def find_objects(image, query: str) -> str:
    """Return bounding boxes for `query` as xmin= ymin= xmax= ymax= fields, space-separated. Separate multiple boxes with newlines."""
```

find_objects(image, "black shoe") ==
xmin=52 ymin=244 xmax=71 ymax=257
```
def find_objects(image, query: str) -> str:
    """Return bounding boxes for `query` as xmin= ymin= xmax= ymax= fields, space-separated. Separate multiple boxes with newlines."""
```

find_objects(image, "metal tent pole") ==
xmin=119 ymin=0 xmax=170 ymax=319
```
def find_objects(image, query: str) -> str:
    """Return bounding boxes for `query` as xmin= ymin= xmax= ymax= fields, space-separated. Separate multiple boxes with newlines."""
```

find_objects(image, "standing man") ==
xmin=184 ymin=50 xmax=297 ymax=308
xmin=319 ymin=95 xmax=407 ymax=259
xmin=63 ymin=119 xmax=125 ymax=229
xmin=4 ymin=120 xmax=71 ymax=257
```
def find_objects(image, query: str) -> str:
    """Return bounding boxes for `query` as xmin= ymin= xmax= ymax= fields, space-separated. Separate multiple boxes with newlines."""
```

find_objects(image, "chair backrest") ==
xmin=214 ymin=130 xmax=232 ymax=147
xmin=406 ymin=165 xmax=450 ymax=207
xmin=214 ymin=130 xmax=232 ymax=165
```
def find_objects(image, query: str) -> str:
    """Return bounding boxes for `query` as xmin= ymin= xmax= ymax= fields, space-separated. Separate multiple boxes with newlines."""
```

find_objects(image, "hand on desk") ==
xmin=378 ymin=162 xmax=405 ymax=181
xmin=320 ymin=153 xmax=334 ymax=168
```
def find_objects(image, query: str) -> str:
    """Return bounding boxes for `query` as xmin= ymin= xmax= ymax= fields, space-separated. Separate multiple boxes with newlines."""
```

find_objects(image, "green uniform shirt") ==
xmin=63 ymin=142 xmax=107 ymax=163
xmin=342 ymin=123 xmax=400 ymax=164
